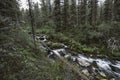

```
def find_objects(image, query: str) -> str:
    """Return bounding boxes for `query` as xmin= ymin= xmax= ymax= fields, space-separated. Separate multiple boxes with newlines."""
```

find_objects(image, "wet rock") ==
xmin=99 ymin=71 xmax=106 ymax=77
xmin=110 ymin=78 xmax=115 ymax=80
xmin=64 ymin=54 xmax=71 ymax=58
xmin=82 ymin=69 xmax=90 ymax=76
xmin=110 ymin=65 xmax=120 ymax=73
xmin=0 ymin=48 xmax=2 ymax=52
xmin=91 ymin=67 xmax=98 ymax=76
xmin=100 ymin=79 xmax=107 ymax=80
xmin=71 ymin=56 xmax=77 ymax=62
xmin=92 ymin=61 xmax=98 ymax=68
xmin=87 ymin=61 xmax=100 ymax=76
xmin=77 ymin=58 xmax=91 ymax=67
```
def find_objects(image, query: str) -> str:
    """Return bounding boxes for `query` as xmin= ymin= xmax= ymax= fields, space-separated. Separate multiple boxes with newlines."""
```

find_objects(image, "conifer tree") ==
xmin=88 ymin=0 xmax=98 ymax=29
xmin=54 ymin=0 xmax=61 ymax=32
xmin=0 ymin=0 xmax=20 ymax=21
xmin=70 ymin=0 xmax=77 ymax=28
xmin=34 ymin=3 xmax=40 ymax=27
xmin=104 ymin=0 xmax=113 ymax=22
xmin=99 ymin=4 xmax=104 ymax=23
xmin=63 ymin=0 xmax=70 ymax=30
xmin=79 ymin=0 xmax=87 ymax=25
xmin=41 ymin=0 xmax=47 ymax=25
xmin=114 ymin=0 xmax=120 ymax=21
xmin=46 ymin=0 xmax=52 ymax=15
xmin=77 ymin=0 xmax=81 ymax=26
xmin=28 ymin=0 xmax=36 ymax=48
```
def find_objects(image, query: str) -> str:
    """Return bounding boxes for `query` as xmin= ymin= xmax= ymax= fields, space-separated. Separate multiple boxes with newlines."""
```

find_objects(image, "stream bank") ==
xmin=36 ymin=35 xmax=120 ymax=80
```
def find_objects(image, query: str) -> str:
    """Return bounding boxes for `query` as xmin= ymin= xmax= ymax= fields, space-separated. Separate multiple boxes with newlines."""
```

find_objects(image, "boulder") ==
xmin=82 ymin=69 xmax=90 ymax=76
xmin=77 ymin=58 xmax=91 ymax=67
xmin=110 ymin=78 xmax=115 ymax=80
xmin=99 ymin=71 xmax=106 ymax=77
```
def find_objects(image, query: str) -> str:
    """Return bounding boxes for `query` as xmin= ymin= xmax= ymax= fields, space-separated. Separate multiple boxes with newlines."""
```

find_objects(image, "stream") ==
xmin=36 ymin=35 xmax=120 ymax=79
xmin=53 ymin=48 xmax=120 ymax=79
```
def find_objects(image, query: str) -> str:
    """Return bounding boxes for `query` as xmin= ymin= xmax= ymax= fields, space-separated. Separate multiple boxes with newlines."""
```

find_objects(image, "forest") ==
xmin=0 ymin=0 xmax=120 ymax=80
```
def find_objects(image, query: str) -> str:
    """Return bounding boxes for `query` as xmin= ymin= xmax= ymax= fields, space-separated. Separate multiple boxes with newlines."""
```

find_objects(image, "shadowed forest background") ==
xmin=0 ymin=0 xmax=120 ymax=80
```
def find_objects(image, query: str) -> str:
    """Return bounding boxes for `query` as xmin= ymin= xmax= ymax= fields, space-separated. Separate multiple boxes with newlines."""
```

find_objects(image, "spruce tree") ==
xmin=104 ymin=0 xmax=113 ymax=22
xmin=34 ymin=3 xmax=40 ymax=27
xmin=0 ymin=0 xmax=20 ymax=21
xmin=28 ymin=0 xmax=36 ymax=48
xmin=99 ymin=4 xmax=104 ymax=23
xmin=78 ymin=0 xmax=81 ymax=26
xmin=54 ymin=0 xmax=61 ymax=32
xmin=79 ymin=0 xmax=87 ymax=25
xmin=63 ymin=0 xmax=70 ymax=30
xmin=88 ymin=0 xmax=98 ymax=29
xmin=46 ymin=0 xmax=52 ymax=15
xmin=114 ymin=0 xmax=120 ymax=21
xmin=41 ymin=0 xmax=47 ymax=25
xmin=70 ymin=0 xmax=77 ymax=28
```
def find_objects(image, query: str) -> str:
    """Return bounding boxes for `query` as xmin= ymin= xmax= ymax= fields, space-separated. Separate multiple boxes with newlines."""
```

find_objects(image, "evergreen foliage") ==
xmin=1 ymin=0 xmax=120 ymax=80
xmin=114 ymin=0 xmax=120 ymax=21
xmin=0 ymin=0 xmax=20 ymax=21
xmin=104 ymin=0 xmax=113 ymax=22
xmin=79 ymin=0 xmax=87 ymax=25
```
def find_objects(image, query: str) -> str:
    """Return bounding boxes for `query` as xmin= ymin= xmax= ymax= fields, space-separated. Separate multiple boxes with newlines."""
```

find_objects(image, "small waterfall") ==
xmin=52 ymin=48 xmax=120 ymax=78
xmin=36 ymin=35 xmax=120 ymax=79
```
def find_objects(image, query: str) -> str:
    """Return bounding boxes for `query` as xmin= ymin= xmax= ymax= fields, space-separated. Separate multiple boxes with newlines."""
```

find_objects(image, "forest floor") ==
xmin=32 ymin=26 xmax=120 ymax=79
xmin=29 ymin=25 xmax=120 ymax=60
xmin=1 ymin=26 xmax=119 ymax=80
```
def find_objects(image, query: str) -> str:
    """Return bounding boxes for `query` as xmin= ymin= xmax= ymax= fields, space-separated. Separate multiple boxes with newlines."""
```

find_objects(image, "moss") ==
xmin=29 ymin=25 xmax=120 ymax=59
xmin=46 ymin=41 xmax=64 ymax=49
xmin=111 ymin=52 xmax=120 ymax=58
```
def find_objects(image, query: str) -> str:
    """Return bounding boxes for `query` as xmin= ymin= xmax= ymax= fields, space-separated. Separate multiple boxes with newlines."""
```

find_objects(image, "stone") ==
xmin=82 ymin=69 xmax=90 ymax=76
xmin=110 ymin=78 xmax=115 ymax=80
xmin=99 ymin=72 xmax=106 ymax=77
xmin=77 ymin=58 xmax=91 ymax=67
xmin=64 ymin=54 xmax=70 ymax=58
xmin=100 ymin=79 xmax=107 ymax=80
xmin=110 ymin=65 xmax=120 ymax=73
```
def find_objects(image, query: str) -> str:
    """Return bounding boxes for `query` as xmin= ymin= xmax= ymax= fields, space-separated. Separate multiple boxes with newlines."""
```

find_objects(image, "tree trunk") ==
xmin=28 ymin=0 xmax=36 ymax=48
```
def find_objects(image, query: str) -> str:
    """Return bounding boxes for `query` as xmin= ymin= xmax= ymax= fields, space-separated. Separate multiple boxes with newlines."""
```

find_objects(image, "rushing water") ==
xmin=77 ymin=54 xmax=120 ymax=78
xmin=52 ymin=48 xmax=120 ymax=79
xmin=37 ymin=36 xmax=120 ymax=79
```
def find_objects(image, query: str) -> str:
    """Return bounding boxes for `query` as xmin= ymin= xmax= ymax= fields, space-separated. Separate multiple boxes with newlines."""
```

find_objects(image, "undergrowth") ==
xmin=0 ymin=27 xmax=79 ymax=80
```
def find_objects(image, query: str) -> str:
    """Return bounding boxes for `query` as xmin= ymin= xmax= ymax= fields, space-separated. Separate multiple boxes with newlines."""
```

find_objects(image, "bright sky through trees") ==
xmin=19 ymin=0 xmax=105 ymax=9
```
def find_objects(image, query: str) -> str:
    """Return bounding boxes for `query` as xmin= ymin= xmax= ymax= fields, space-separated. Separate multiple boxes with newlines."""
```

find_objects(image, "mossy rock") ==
xmin=45 ymin=41 xmax=64 ymax=49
